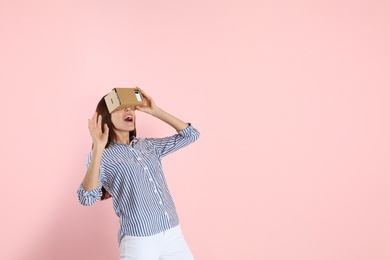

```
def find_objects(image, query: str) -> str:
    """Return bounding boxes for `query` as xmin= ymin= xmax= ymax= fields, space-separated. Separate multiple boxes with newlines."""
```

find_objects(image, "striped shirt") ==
xmin=77 ymin=124 xmax=200 ymax=245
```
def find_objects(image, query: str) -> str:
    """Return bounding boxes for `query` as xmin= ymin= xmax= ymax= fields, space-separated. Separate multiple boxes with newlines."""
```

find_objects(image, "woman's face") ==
xmin=111 ymin=107 xmax=136 ymax=134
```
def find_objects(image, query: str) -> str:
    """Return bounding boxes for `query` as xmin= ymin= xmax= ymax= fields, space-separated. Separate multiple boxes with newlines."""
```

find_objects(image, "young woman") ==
xmin=77 ymin=88 xmax=200 ymax=260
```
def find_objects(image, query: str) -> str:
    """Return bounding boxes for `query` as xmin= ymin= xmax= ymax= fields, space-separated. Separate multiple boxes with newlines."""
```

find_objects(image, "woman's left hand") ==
xmin=135 ymin=87 xmax=188 ymax=131
xmin=135 ymin=88 xmax=159 ymax=115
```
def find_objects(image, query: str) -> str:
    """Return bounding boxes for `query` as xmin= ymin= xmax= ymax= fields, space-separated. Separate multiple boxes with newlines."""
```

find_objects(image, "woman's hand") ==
xmin=88 ymin=112 xmax=109 ymax=149
xmin=135 ymin=88 xmax=160 ymax=116
xmin=135 ymin=87 xmax=188 ymax=131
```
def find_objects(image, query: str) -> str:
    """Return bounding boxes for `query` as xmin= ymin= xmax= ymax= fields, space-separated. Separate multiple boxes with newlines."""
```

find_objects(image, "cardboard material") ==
xmin=104 ymin=88 xmax=145 ymax=113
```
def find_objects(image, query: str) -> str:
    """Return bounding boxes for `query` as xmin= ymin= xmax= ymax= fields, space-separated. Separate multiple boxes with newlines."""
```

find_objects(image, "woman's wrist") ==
xmin=150 ymin=106 xmax=164 ymax=118
xmin=92 ymin=144 xmax=105 ymax=154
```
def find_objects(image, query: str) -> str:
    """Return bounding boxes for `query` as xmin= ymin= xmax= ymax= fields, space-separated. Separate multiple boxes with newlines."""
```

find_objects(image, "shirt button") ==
xmin=154 ymin=190 xmax=157 ymax=193
xmin=164 ymin=211 xmax=168 ymax=215
xmin=159 ymin=201 xmax=162 ymax=204
xmin=144 ymin=166 xmax=148 ymax=170
xmin=149 ymin=178 xmax=153 ymax=181
xmin=137 ymin=157 xmax=141 ymax=161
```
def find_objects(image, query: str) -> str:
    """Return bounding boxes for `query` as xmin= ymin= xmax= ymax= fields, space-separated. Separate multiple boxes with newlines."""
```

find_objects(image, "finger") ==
xmin=135 ymin=105 xmax=145 ymax=112
xmin=90 ymin=112 xmax=98 ymax=128
xmin=141 ymin=94 xmax=153 ymax=107
xmin=97 ymin=114 xmax=103 ymax=132
xmin=88 ymin=118 xmax=92 ymax=131
xmin=88 ymin=113 xmax=96 ymax=129
xmin=103 ymin=123 xmax=109 ymax=135
xmin=137 ymin=87 xmax=151 ymax=100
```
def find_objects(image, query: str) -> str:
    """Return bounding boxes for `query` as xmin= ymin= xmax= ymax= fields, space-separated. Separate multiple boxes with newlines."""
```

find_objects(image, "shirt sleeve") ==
xmin=146 ymin=123 xmax=200 ymax=158
xmin=77 ymin=152 xmax=104 ymax=206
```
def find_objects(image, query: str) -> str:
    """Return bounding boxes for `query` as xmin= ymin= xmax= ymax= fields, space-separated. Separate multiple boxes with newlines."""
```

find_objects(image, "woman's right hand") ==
xmin=88 ymin=112 xmax=109 ymax=149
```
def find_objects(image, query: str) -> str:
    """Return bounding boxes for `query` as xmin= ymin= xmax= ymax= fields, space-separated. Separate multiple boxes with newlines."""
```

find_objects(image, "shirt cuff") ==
xmin=77 ymin=184 xmax=102 ymax=199
xmin=178 ymin=123 xmax=194 ymax=135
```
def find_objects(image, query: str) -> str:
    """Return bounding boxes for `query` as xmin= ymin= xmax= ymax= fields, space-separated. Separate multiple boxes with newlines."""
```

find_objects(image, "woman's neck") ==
xmin=114 ymin=131 xmax=130 ymax=145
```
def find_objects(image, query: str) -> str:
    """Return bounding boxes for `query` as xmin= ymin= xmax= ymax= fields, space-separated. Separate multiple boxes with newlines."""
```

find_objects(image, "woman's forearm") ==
xmin=152 ymin=107 xmax=189 ymax=131
xmin=82 ymin=146 xmax=104 ymax=191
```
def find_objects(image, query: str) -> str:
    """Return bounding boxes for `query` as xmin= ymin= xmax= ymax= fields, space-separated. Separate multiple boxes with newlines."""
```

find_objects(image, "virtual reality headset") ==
xmin=104 ymin=88 xmax=145 ymax=113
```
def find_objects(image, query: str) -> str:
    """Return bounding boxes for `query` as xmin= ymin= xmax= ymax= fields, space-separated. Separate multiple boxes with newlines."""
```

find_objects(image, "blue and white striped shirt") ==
xmin=77 ymin=124 xmax=200 ymax=245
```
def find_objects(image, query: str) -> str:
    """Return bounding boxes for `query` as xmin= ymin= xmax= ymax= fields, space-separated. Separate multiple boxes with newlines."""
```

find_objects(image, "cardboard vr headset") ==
xmin=104 ymin=88 xmax=145 ymax=113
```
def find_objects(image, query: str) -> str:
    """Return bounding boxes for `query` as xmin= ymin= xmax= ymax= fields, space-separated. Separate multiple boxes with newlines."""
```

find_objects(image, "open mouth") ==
xmin=124 ymin=115 xmax=133 ymax=122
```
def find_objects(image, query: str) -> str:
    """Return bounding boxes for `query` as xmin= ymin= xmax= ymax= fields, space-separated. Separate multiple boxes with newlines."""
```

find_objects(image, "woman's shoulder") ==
xmin=134 ymin=138 xmax=157 ymax=151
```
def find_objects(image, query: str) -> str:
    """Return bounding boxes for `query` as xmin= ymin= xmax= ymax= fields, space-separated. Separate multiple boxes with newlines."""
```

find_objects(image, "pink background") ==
xmin=1 ymin=1 xmax=389 ymax=259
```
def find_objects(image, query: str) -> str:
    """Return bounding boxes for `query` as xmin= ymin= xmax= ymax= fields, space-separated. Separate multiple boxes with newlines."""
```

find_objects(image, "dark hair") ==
xmin=94 ymin=96 xmax=137 ymax=200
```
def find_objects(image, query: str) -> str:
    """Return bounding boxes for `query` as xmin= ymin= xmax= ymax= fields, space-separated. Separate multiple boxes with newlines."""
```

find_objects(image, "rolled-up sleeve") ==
xmin=77 ymin=152 xmax=104 ymax=206
xmin=146 ymin=124 xmax=200 ymax=158
xmin=77 ymin=183 xmax=102 ymax=206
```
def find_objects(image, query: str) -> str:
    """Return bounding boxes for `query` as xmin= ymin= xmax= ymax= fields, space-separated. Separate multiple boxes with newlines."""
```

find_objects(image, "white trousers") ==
xmin=119 ymin=225 xmax=194 ymax=260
